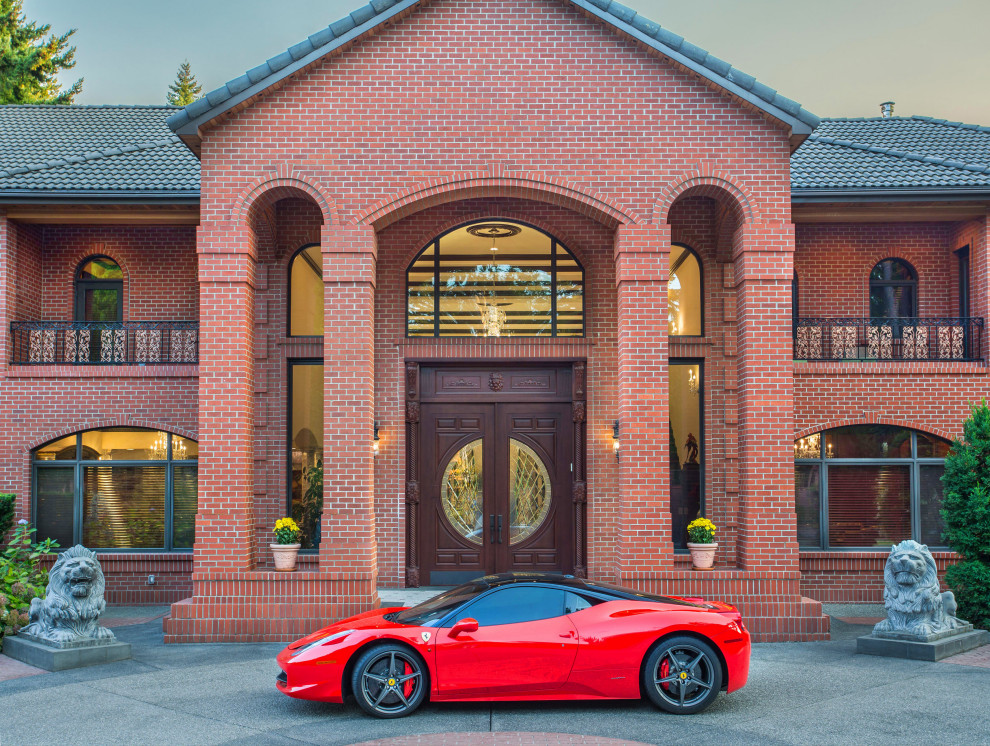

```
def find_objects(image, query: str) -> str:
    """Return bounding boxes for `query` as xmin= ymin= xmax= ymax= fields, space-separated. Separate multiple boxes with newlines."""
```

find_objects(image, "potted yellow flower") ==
xmin=686 ymin=517 xmax=718 ymax=570
xmin=271 ymin=517 xmax=302 ymax=572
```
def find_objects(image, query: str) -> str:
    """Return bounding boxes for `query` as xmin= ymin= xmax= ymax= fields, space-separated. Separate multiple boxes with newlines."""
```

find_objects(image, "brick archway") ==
xmin=231 ymin=170 xmax=338 ymax=226
xmin=794 ymin=419 xmax=957 ymax=443
xmin=653 ymin=170 xmax=760 ymax=225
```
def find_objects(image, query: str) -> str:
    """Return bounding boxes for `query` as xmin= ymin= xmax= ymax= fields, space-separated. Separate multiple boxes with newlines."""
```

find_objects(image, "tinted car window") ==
xmin=450 ymin=586 xmax=568 ymax=627
xmin=395 ymin=580 xmax=489 ymax=627
xmin=564 ymin=591 xmax=593 ymax=614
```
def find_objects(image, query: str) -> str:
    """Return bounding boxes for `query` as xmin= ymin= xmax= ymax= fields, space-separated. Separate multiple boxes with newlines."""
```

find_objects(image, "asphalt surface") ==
xmin=1 ymin=613 xmax=988 ymax=746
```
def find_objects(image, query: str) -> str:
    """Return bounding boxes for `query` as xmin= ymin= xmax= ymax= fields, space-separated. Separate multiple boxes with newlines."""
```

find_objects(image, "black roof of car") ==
xmin=466 ymin=572 xmax=705 ymax=607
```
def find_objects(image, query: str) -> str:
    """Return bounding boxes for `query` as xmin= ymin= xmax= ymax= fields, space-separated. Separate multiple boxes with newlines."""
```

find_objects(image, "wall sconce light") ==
xmin=373 ymin=422 xmax=380 ymax=457
xmin=612 ymin=420 xmax=620 ymax=460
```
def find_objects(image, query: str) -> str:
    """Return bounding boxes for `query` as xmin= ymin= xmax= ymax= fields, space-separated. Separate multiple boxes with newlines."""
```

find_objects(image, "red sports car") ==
xmin=276 ymin=572 xmax=750 ymax=718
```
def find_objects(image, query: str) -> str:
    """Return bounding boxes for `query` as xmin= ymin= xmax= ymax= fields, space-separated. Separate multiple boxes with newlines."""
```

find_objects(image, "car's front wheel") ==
xmin=350 ymin=643 xmax=428 ymax=718
xmin=643 ymin=635 xmax=723 ymax=714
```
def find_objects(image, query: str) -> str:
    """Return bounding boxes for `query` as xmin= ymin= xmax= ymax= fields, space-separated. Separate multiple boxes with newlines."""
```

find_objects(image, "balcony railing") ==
xmin=10 ymin=321 xmax=199 ymax=365
xmin=794 ymin=317 xmax=983 ymax=362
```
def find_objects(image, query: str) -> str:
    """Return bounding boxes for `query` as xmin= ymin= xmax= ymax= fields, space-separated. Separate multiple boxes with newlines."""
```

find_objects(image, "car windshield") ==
xmin=394 ymin=580 xmax=489 ymax=627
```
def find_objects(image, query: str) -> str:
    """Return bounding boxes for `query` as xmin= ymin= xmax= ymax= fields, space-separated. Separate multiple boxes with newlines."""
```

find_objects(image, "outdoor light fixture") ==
xmin=373 ymin=422 xmax=380 ymax=456
xmin=612 ymin=420 xmax=620 ymax=460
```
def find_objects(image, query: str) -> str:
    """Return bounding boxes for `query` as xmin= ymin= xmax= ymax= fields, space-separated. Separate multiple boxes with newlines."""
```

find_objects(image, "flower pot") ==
xmin=270 ymin=543 xmax=301 ymax=572
xmin=687 ymin=542 xmax=718 ymax=570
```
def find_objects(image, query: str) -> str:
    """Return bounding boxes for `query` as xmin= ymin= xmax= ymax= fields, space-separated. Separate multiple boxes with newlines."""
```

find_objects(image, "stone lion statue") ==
xmin=20 ymin=545 xmax=116 ymax=648
xmin=873 ymin=539 xmax=965 ymax=641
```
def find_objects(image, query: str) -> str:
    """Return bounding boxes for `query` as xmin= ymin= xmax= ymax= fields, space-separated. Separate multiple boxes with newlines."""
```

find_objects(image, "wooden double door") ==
xmin=411 ymin=364 xmax=583 ymax=586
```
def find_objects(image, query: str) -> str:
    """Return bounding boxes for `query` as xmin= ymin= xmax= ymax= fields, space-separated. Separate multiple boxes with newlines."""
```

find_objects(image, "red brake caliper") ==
xmin=402 ymin=660 xmax=415 ymax=699
xmin=659 ymin=657 xmax=671 ymax=692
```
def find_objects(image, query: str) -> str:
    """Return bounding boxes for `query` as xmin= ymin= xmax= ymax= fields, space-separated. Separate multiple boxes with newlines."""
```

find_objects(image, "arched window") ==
xmin=289 ymin=244 xmax=323 ymax=336
xmin=406 ymin=220 xmax=584 ymax=337
xmin=33 ymin=428 xmax=198 ymax=551
xmin=794 ymin=425 xmax=950 ymax=549
xmin=75 ymin=256 xmax=123 ymax=322
xmin=668 ymin=244 xmax=702 ymax=336
xmin=870 ymin=258 xmax=917 ymax=319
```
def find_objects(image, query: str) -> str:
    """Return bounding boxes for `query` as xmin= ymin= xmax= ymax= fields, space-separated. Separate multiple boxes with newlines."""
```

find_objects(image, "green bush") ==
xmin=941 ymin=401 xmax=990 ymax=629
xmin=0 ymin=493 xmax=14 ymax=543
xmin=0 ymin=521 xmax=58 ymax=650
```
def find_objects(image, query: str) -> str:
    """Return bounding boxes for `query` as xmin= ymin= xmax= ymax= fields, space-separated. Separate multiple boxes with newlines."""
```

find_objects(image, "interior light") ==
xmin=373 ymin=422 xmax=380 ymax=456
xmin=612 ymin=421 xmax=620 ymax=460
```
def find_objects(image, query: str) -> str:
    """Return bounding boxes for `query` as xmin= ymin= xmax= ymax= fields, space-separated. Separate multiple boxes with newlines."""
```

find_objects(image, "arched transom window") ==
xmin=668 ymin=244 xmax=702 ymax=336
xmin=870 ymin=258 xmax=917 ymax=319
xmin=289 ymin=244 xmax=323 ymax=336
xmin=407 ymin=220 xmax=584 ymax=337
xmin=75 ymin=255 xmax=123 ymax=322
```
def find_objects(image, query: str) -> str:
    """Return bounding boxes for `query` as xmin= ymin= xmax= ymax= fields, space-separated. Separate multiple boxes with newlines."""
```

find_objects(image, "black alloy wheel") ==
xmin=643 ymin=635 xmax=723 ymax=714
xmin=351 ymin=643 xmax=428 ymax=718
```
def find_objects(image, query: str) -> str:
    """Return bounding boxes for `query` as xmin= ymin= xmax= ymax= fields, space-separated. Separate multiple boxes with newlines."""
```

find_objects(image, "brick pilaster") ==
xmin=614 ymin=223 xmax=672 ymax=580
xmin=319 ymin=224 xmax=379 ymax=599
xmin=733 ymin=220 xmax=799 ymax=572
xmin=195 ymin=223 xmax=257 ymax=571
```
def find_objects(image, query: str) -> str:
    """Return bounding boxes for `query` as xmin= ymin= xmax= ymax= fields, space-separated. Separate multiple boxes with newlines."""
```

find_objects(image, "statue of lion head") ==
xmin=50 ymin=544 xmax=106 ymax=602
xmin=883 ymin=539 xmax=940 ymax=614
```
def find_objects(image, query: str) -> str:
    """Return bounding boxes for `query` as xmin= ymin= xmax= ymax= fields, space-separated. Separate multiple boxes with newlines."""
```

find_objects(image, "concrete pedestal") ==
xmin=2 ymin=634 xmax=132 ymax=671
xmin=857 ymin=629 xmax=988 ymax=661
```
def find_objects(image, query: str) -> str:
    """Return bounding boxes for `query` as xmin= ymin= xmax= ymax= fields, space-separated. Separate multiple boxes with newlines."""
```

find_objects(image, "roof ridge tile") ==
xmin=0 ymin=137 xmax=182 ymax=180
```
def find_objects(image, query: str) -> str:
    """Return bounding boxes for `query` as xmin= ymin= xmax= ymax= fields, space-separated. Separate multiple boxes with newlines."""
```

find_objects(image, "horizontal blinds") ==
xmin=919 ymin=465 xmax=946 ymax=546
xmin=795 ymin=465 xmax=821 ymax=548
xmin=36 ymin=467 xmax=74 ymax=546
xmin=82 ymin=465 xmax=166 ymax=549
xmin=173 ymin=465 xmax=198 ymax=549
xmin=827 ymin=465 xmax=910 ymax=548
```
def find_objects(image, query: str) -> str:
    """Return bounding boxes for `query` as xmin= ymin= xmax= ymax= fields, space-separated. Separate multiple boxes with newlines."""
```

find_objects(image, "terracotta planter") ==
xmin=687 ymin=542 xmax=718 ymax=570
xmin=271 ymin=543 xmax=301 ymax=572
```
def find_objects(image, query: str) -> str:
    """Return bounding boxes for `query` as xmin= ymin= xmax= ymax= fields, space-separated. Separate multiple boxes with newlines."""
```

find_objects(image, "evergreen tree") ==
xmin=0 ymin=0 xmax=81 ymax=104
xmin=167 ymin=60 xmax=202 ymax=106
xmin=941 ymin=401 xmax=990 ymax=629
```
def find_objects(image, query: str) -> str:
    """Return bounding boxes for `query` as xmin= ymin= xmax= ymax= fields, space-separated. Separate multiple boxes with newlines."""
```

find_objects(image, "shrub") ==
xmin=941 ymin=401 xmax=990 ymax=629
xmin=0 ymin=521 xmax=58 ymax=650
xmin=0 ymin=493 xmax=14 ymax=543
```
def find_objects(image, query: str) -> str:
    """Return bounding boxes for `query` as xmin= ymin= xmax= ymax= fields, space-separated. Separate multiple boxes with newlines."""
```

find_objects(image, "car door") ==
xmin=433 ymin=585 xmax=580 ymax=697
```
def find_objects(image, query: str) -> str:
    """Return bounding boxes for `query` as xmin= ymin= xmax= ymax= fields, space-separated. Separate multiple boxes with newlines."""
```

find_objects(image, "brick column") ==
xmin=319 ymin=225 xmax=378 ymax=601
xmin=733 ymin=220 xmax=799 ymax=572
xmin=614 ymin=223 xmax=673 ymax=581
xmin=195 ymin=224 xmax=257 ymax=571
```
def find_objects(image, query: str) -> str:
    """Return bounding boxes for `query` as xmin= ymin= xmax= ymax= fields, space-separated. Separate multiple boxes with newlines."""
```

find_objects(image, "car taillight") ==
xmin=716 ymin=609 xmax=745 ymax=632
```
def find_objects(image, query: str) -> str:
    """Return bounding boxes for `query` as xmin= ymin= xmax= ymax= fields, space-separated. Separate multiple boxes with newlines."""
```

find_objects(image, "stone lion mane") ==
xmin=21 ymin=544 xmax=116 ymax=646
xmin=873 ymin=539 xmax=962 ymax=639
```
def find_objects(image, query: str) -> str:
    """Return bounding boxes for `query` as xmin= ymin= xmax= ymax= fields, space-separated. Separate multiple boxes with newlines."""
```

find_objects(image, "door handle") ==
xmin=490 ymin=514 xmax=496 ymax=543
xmin=497 ymin=514 xmax=503 ymax=544
xmin=559 ymin=630 xmax=576 ymax=639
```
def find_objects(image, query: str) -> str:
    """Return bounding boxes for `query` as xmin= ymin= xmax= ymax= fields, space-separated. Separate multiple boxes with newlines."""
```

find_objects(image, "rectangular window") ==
xmin=172 ymin=465 xmax=198 ymax=549
xmin=82 ymin=465 xmax=167 ymax=549
xmin=290 ymin=362 xmax=324 ymax=549
xmin=795 ymin=465 xmax=821 ymax=548
xmin=827 ymin=465 xmax=911 ymax=548
xmin=919 ymin=465 xmax=946 ymax=546
xmin=35 ymin=467 xmax=75 ymax=547
xmin=669 ymin=362 xmax=702 ymax=550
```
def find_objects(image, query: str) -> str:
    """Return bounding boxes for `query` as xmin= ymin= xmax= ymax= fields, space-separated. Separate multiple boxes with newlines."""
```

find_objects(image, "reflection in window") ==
xmin=32 ymin=428 xmax=197 ymax=550
xmin=441 ymin=440 xmax=483 ymax=545
xmin=407 ymin=221 xmax=583 ymax=337
xmin=794 ymin=425 xmax=949 ymax=549
xmin=670 ymin=362 xmax=702 ymax=549
xmin=75 ymin=255 xmax=123 ymax=326
xmin=451 ymin=586 xmax=569 ymax=627
xmin=870 ymin=258 xmax=917 ymax=319
xmin=290 ymin=244 xmax=323 ymax=336
xmin=290 ymin=362 xmax=324 ymax=548
xmin=668 ymin=245 xmax=702 ymax=336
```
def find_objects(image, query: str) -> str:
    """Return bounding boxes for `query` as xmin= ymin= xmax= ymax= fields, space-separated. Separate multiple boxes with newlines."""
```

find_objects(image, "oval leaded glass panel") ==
xmin=509 ymin=439 xmax=552 ymax=545
xmin=441 ymin=439 xmax=484 ymax=545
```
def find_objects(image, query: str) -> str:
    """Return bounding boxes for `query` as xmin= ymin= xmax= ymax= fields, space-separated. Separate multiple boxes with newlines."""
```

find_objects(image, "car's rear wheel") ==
xmin=643 ymin=635 xmax=723 ymax=715
xmin=350 ymin=643 xmax=428 ymax=718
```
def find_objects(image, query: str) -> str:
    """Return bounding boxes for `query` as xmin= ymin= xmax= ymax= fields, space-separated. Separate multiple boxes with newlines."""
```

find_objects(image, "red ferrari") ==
xmin=276 ymin=572 xmax=750 ymax=718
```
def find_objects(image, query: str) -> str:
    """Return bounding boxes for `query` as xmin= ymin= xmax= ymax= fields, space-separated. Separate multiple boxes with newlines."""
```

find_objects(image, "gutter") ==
xmin=0 ymin=191 xmax=200 ymax=205
xmin=792 ymin=188 xmax=990 ymax=203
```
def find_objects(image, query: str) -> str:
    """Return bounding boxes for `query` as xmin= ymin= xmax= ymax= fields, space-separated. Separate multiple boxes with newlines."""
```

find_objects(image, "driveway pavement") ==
xmin=0 ymin=608 xmax=988 ymax=746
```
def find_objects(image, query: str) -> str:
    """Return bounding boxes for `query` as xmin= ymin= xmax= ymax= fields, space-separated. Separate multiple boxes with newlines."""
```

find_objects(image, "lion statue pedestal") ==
xmin=3 ymin=545 xmax=132 ymax=671
xmin=857 ymin=540 xmax=988 ymax=661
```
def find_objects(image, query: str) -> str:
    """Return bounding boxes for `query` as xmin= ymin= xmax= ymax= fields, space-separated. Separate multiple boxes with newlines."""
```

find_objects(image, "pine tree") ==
xmin=941 ymin=401 xmax=990 ymax=629
xmin=0 ymin=0 xmax=82 ymax=104
xmin=167 ymin=60 xmax=202 ymax=106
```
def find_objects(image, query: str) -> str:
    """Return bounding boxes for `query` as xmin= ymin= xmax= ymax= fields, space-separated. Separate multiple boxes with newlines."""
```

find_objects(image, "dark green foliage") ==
xmin=166 ymin=60 xmax=202 ymax=106
xmin=941 ymin=401 xmax=990 ymax=628
xmin=0 ymin=493 xmax=13 ymax=542
xmin=0 ymin=521 xmax=58 ymax=650
xmin=0 ymin=0 xmax=82 ymax=104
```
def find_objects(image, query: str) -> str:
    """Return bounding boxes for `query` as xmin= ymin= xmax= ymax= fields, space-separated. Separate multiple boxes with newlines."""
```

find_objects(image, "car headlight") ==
xmin=290 ymin=629 xmax=353 ymax=657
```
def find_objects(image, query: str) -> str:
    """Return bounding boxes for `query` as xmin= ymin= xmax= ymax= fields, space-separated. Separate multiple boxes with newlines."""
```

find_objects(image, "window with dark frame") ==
xmin=869 ymin=258 xmax=918 ymax=319
xmin=670 ymin=360 xmax=703 ymax=550
xmin=33 ymin=428 xmax=198 ymax=551
xmin=289 ymin=244 xmax=323 ymax=336
xmin=75 ymin=255 xmax=124 ymax=323
xmin=668 ymin=244 xmax=702 ymax=337
xmin=793 ymin=425 xmax=950 ymax=550
xmin=957 ymin=246 xmax=970 ymax=318
xmin=406 ymin=220 xmax=584 ymax=337
xmin=288 ymin=360 xmax=324 ymax=549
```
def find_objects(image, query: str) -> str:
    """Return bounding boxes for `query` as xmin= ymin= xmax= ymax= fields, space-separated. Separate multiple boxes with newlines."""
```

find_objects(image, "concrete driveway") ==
xmin=1 ymin=611 xmax=988 ymax=746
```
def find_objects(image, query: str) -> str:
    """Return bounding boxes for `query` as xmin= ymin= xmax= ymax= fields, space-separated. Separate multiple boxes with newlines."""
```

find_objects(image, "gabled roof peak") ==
xmin=167 ymin=0 xmax=819 ymax=148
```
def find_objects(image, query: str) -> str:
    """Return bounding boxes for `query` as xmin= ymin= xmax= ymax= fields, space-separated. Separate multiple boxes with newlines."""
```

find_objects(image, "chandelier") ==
xmin=476 ymin=298 xmax=508 ymax=337
xmin=687 ymin=368 xmax=700 ymax=395
xmin=794 ymin=433 xmax=821 ymax=459
xmin=150 ymin=432 xmax=168 ymax=460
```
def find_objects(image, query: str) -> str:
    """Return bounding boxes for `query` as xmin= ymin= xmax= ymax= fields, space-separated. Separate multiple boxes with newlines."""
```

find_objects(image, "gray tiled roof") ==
xmin=0 ymin=105 xmax=200 ymax=196
xmin=167 ymin=0 xmax=819 ymax=137
xmin=792 ymin=116 xmax=990 ymax=193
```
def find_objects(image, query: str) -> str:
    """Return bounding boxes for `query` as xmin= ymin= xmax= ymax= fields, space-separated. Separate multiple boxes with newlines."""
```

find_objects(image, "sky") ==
xmin=29 ymin=0 xmax=990 ymax=124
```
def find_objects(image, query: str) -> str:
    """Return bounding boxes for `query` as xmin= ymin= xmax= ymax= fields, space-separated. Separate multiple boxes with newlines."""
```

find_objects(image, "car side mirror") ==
xmin=449 ymin=617 xmax=479 ymax=636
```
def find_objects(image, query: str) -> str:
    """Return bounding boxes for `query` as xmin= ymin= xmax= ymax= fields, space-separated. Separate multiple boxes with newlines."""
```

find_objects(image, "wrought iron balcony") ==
xmin=10 ymin=321 xmax=199 ymax=365
xmin=794 ymin=317 xmax=984 ymax=362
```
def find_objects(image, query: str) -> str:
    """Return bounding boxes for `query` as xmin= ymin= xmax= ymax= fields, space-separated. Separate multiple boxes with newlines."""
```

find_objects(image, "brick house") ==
xmin=1 ymin=0 xmax=987 ymax=642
